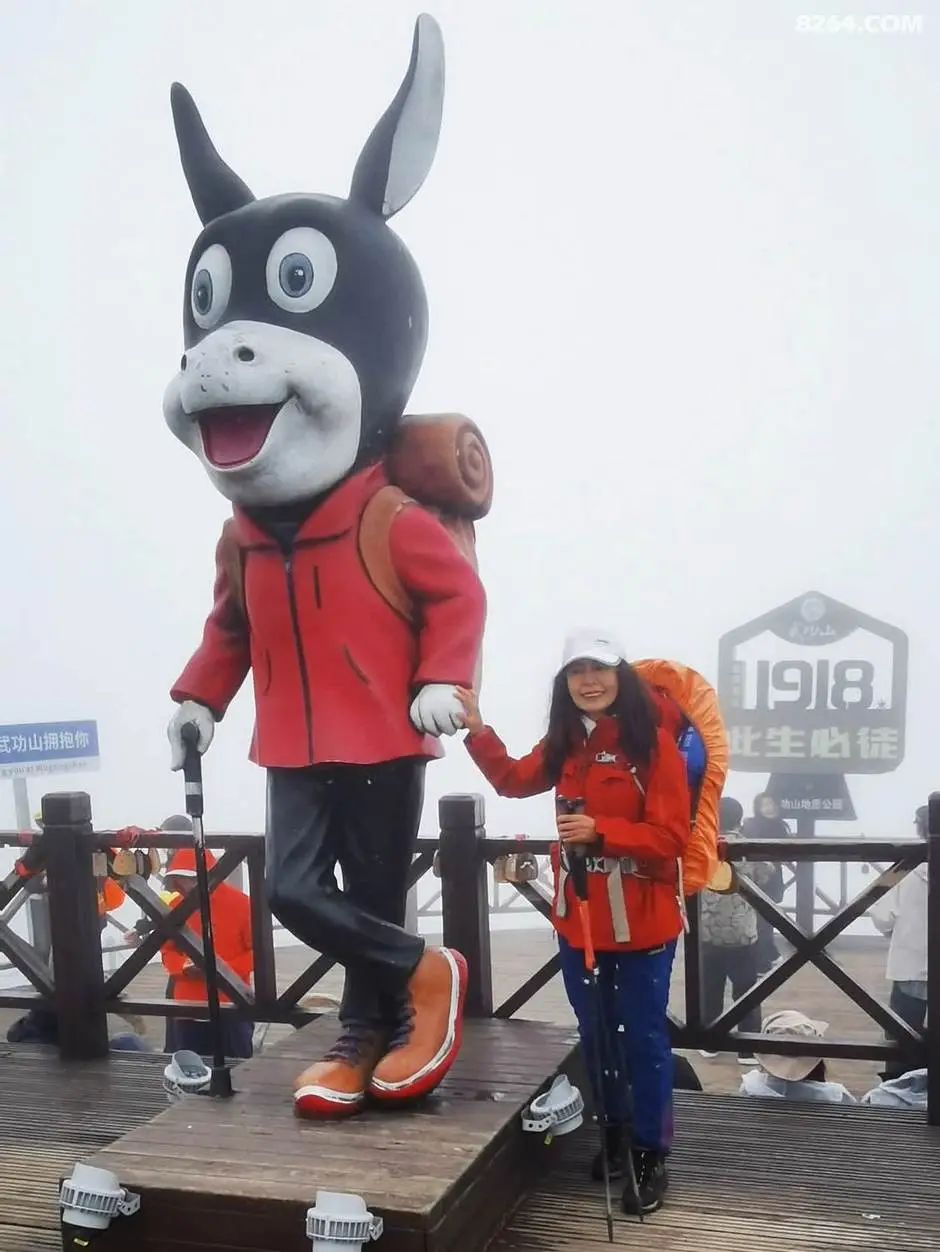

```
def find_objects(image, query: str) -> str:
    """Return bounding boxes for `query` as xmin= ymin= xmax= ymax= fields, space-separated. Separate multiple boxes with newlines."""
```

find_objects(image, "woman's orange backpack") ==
xmin=634 ymin=659 xmax=729 ymax=896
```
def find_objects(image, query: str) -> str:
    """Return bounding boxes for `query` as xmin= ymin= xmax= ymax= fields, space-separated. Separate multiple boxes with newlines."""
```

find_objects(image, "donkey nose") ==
xmin=180 ymin=353 xmax=187 ymax=371
xmin=235 ymin=345 xmax=255 ymax=363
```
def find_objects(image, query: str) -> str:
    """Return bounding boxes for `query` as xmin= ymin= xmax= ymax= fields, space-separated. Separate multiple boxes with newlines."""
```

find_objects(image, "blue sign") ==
xmin=0 ymin=721 xmax=101 ymax=780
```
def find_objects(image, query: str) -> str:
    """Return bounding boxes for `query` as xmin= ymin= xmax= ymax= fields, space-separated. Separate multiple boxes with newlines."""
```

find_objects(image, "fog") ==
xmin=0 ymin=0 xmax=935 ymax=847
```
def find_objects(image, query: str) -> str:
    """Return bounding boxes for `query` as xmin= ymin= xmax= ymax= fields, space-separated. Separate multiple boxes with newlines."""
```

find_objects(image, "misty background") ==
xmin=0 ymin=0 xmax=935 ymax=853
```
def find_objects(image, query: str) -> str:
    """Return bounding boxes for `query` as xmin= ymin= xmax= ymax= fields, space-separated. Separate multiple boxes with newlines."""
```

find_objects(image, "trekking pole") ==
xmin=558 ymin=807 xmax=616 ymax=1243
xmin=587 ymin=909 xmax=643 ymax=1226
xmin=180 ymin=723 xmax=233 ymax=1098
xmin=558 ymin=796 xmax=645 ymax=1226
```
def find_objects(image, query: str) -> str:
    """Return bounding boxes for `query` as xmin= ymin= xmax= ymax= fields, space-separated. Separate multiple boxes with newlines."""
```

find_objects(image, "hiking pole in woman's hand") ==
xmin=559 ymin=799 xmax=616 ymax=1242
xmin=180 ymin=722 xmax=233 ymax=1098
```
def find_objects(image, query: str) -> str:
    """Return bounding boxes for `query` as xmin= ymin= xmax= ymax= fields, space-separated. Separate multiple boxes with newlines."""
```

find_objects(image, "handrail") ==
xmin=0 ymin=793 xmax=935 ymax=1122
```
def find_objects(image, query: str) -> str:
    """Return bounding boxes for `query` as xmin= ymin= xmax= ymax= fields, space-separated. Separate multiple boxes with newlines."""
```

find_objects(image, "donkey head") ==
xmin=163 ymin=15 xmax=444 ymax=507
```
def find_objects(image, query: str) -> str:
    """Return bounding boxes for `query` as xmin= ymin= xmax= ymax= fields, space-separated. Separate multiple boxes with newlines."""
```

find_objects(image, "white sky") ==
xmin=0 ymin=0 xmax=936 ymax=843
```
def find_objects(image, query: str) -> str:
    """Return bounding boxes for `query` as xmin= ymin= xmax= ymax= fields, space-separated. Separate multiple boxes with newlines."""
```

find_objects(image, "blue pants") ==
xmin=558 ymin=936 xmax=676 ymax=1153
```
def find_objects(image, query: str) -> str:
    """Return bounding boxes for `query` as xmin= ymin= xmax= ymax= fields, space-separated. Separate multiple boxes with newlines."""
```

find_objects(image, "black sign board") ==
xmin=765 ymin=772 xmax=857 ymax=821
xmin=717 ymin=591 xmax=908 ymax=776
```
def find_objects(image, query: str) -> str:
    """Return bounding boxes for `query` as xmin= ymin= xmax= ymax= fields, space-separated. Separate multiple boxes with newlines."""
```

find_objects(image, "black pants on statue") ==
xmin=702 ymin=942 xmax=761 ymax=1049
xmin=265 ymin=758 xmax=427 ymax=1031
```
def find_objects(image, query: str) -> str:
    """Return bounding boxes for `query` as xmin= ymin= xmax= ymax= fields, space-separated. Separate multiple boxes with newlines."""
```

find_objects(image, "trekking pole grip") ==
xmin=180 ymin=723 xmax=204 ymax=820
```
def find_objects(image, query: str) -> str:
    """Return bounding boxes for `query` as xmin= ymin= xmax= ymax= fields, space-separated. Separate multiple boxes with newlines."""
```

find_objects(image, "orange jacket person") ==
xmin=160 ymin=847 xmax=255 ymax=1058
xmin=457 ymin=629 xmax=690 ymax=1218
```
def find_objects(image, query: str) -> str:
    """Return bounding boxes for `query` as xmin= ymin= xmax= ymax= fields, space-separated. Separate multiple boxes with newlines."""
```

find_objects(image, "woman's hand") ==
xmin=455 ymin=686 xmax=484 ymax=736
xmin=556 ymin=813 xmax=598 ymax=845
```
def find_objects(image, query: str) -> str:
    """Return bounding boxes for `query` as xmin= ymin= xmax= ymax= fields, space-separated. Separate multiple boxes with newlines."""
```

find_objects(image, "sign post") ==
xmin=718 ymin=592 xmax=908 ymax=930
xmin=0 ymin=722 xmax=101 ymax=960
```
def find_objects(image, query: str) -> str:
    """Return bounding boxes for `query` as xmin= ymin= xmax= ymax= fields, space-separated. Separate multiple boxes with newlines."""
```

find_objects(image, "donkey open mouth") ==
xmin=197 ymin=403 xmax=282 ymax=468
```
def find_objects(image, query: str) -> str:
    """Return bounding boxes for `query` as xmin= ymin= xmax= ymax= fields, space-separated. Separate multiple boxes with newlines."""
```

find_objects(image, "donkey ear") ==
xmin=349 ymin=14 xmax=445 ymax=219
xmin=170 ymin=83 xmax=255 ymax=225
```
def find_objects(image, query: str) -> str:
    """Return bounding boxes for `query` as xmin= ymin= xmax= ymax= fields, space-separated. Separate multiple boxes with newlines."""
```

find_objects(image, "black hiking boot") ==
xmin=590 ymin=1124 xmax=625 ymax=1181
xmin=621 ymin=1148 xmax=669 ymax=1216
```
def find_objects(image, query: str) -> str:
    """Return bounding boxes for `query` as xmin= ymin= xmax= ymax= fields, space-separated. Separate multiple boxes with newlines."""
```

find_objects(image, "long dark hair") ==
xmin=543 ymin=660 xmax=659 ymax=785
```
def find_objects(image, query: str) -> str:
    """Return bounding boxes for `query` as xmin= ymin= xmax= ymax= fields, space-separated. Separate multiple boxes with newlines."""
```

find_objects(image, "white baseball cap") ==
xmin=759 ymin=1009 xmax=830 ymax=1081
xmin=561 ymin=629 xmax=625 ymax=670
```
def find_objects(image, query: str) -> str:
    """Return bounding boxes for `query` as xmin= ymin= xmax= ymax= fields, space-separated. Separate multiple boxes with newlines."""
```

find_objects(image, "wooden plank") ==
xmin=81 ymin=1018 xmax=576 ymax=1250
xmin=490 ymin=1091 xmax=940 ymax=1251
xmin=0 ymin=1047 xmax=170 ymax=1252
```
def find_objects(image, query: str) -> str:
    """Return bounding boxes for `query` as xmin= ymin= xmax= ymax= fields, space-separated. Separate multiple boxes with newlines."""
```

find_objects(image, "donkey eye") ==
xmin=279 ymin=252 xmax=314 ymax=297
xmin=190 ymin=243 xmax=232 ymax=330
xmin=265 ymin=227 xmax=336 ymax=313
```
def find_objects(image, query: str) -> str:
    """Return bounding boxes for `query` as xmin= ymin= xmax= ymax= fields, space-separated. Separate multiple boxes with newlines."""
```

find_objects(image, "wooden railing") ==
xmin=1 ymin=788 xmax=937 ymax=1121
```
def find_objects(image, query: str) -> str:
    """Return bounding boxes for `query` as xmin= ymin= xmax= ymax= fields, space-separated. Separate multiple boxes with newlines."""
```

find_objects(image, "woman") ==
xmin=870 ymin=806 xmax=928 ymax=1080
xmin=699 ymin=796 xmax=775 ymax=1066
xmin=457 ymin=629 xmax=690 ymax=1217
xmin=742 ymin=793 xmax=791 ymax=973
xmin=739 ymin=1010 xmax=855 ymax=1104
xmin=160 ymin=845 xmax=256 ymax=1060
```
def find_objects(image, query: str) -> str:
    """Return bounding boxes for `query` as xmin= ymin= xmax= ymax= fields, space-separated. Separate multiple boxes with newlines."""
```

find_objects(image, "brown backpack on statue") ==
xmin=358 ymin=413 xmax=493 ymax=621
xmin=219 ymin=413 xmax=493 ymax=634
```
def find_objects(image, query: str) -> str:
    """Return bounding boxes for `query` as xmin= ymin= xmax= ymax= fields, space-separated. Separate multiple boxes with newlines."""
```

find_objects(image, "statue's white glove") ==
xmin=410 ymin=684 xmax=465 ymax=737
xmin=167 ymin=701 xmax=216 ymax=771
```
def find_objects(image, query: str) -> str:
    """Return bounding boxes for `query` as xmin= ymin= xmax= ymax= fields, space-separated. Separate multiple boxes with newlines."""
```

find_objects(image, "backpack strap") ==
xmin=358 ymin=485 xmax=418 ymax=624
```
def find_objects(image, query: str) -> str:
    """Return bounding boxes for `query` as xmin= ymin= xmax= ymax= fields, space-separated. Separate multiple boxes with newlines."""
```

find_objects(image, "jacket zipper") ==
xmin=284 ymin=554 xmax=314 ymax=760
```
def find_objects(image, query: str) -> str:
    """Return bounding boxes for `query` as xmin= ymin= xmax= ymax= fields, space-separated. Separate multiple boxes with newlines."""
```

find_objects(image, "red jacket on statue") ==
xmin=171 ymin=464 xmax=486 ymax=768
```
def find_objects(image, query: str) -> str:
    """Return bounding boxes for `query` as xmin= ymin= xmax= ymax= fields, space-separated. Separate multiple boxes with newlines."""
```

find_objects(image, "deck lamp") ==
xmin=306 ymin=1191 xmax=384 ymax=1250
xmin=59 ymin=1163 xmax=140 ymax=1246
xmin=521 ymin=1072 xmax=585 ymax=1138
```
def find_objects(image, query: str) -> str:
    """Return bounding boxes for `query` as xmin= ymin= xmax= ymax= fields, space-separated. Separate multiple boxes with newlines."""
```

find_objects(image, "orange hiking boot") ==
xmin=293 ymin=1024 xmax=385 ymax=1119
xmin=368 ymin=946 xmax=467 ymax=1104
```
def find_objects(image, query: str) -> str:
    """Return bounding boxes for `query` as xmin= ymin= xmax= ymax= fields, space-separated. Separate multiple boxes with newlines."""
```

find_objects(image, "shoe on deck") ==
xmin=294 ymin=1024 xmax=385 ymax=1119
xmin=368 ymin=947 xmax=467 ymax=1104
xmin=622 ymin=1149 xmax=669 ymax=1216
xmin=590 ymin=1125 xmax=626 ymax=1181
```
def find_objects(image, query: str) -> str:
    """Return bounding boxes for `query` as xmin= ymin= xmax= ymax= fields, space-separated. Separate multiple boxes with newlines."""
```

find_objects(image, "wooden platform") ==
xmin=5 ymin=1027 xmax=939 ymax=1252
xmin=82 ymin=1018 xmax=577 ymax=1252
xmin=0 ymin=1045 xmax=168 ymax=1252
xmin=492 ymin=1091 xmax=940 ymax=1251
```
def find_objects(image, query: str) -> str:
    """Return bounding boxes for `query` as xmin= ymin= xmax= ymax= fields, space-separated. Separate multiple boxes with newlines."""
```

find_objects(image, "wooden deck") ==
xmin=82 ymin=1017 xmax=575 ymax=1252
xmin=3 ymin=1021 xmax=939 ymax=1252
xmin=0 ymin=1045 xmax=168 ymax=1252
xmin=492 ymin=1092 xmax=940 ymax=1251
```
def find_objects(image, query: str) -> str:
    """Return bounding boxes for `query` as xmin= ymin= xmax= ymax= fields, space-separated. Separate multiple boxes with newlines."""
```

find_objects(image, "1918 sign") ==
xmin=717 ymin=592 xmax=908 ymax=775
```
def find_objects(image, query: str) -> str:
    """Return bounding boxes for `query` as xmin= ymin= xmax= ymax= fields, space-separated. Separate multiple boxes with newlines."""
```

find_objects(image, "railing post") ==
xmin=439 ymin=793 xmax=493 ymax=1017
xmin=41 ymin=792 xmax=108 ymax=1059
xmin=795 ymin=814 xmax=816 ymax=932
xmin=927 ymin=792 xmax=940 ymax=1125
xmin=246 ymin=839 xmax=277 ymax=1017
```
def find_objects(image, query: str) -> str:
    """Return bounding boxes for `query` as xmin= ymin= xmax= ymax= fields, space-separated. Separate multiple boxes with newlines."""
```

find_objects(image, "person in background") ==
xmin=739 ymin=1010 xmax=855 ymax=1103
xmin=672 ymin=1053 xmax=703 ymax=1092
xmin=871 ymin=805 xmax=928 ymax=1081
xmin=161 ymin=845 xmax=255 ymax=1059
xmin=6 ymin=815 xmax=128 ymax=1046
xmin=862 ymin=1068 xmax=928 ymax=1110
xmin=742 ymin=793 xmax=790 ymax=973
xmin=699 ymin=797 xmax=775 ymax=1066
xmin=457 ymin=630 xmax=691 ymax=1217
